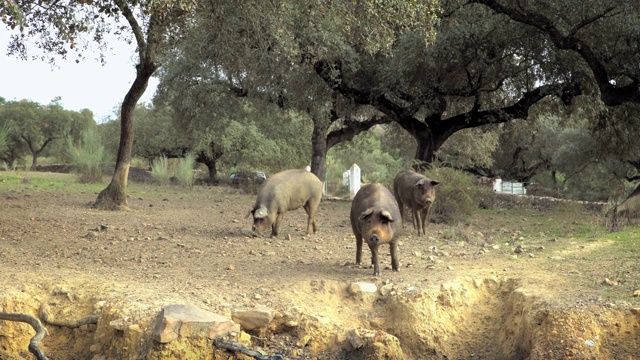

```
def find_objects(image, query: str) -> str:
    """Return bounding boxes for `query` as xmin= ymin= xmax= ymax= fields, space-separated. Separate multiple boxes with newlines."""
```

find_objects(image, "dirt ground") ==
xmin=1 ymin=172 xmax=640 ymax=359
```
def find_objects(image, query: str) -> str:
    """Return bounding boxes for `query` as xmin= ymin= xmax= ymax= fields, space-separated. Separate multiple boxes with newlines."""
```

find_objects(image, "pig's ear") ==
xmin=431 ymin=180 xmax=440 ymax=187
xmin=358 ymin=207 xmax=374 ymax=220
xmin=253 ymin=207 xmax=268 ymax=219
xmin=414 ymin=179 xmax=426 ymax=188
xmin=380 ymin=210 xmax=394 ymax=222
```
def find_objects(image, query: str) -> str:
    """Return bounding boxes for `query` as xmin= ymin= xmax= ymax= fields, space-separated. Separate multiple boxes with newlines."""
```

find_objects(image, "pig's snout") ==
xmin=369 ymin=233 xmax=381 ymax=245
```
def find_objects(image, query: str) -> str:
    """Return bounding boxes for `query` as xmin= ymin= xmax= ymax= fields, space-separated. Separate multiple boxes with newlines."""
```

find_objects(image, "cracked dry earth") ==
xmin=1 ymin=171 xmax=640 ymax=360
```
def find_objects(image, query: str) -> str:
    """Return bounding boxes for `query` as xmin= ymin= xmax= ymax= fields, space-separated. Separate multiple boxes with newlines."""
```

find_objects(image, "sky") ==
xmin=0 ymin=28 xmax=159 ymax=123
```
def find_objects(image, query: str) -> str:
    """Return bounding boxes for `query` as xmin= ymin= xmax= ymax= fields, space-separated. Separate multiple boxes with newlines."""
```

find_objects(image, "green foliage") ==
xmin=175 ymin=153 xmax=195 ymax=187
xmin=96 ymin=118 xmax=121 ymax=157
xmin=0 ymin=122 xmax=9 ymax=155
xmin=437 ymin=127 xmax=499 ymax=170
xmin=151 ymin=156 xmax=171 ymax=186
xmin=422 ymin=164 xmax=478 ymax=225
xmin=66 ymin=127 xmax=110 ymax=183
xmin=326 ymin=128 xmax=404 ymax=194
xmin=0 ymin=99 xmax=93 ymax=166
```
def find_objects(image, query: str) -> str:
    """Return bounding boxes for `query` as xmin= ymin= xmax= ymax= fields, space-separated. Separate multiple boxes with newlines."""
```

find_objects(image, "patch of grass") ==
xmin=175 ymin=154 xmax=195 ymax=187
xmin=0 ymin=171 xmax=106 ymax=194
xmin=151 ymin=156 xmax=171 ymax=186
xmin=66 ymin=128 xmax=110 ymax=183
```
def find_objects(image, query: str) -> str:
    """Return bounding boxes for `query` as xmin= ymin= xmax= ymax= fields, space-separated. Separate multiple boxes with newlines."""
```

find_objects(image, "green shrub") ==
xmin=176 ymin=154 xmax=196 ymax=187
xmin=151 ymin=156 xmax=171 ymax=185
xmin=0 ymin=122 xmax=9 ymax=155
xmin=66 ymin=128 xmax=110 ymax=183
xmin=422 ymin=164 xmax=478 ymax=224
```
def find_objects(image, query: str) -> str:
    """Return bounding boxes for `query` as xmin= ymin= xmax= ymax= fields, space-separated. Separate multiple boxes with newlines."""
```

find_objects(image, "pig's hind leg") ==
xmin=303 ymin=201 xmax=319 ymax=234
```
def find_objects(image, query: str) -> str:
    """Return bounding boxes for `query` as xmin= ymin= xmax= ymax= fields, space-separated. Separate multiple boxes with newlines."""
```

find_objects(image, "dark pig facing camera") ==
xmin=350 ymin=183 xmax=402 ymax=276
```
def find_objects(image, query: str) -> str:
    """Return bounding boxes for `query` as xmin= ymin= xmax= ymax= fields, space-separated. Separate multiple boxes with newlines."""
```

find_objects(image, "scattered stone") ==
xmin=349 ymin=282 xmax=378 ymax=294
xmin=602 ymin=278 xmax=618 ymax=286
xmin=231 ymin=307 xmax=274 ymax=330
xmin=238 ymin=331 xmax=252 ymax=345
xmin=109 ymin=318 xmax=129 ymax=331
xmin=226 ymin=264 xmax=235 ymax=270
xmin=152 ymin=304 xmax=239 ymax=343
xmin=346 ymin=328 xmax=366 ymax=349
xmin=514 ymin=244 xmax=523 ymax=254
xmin=93 ymin=301 xmax=107 ymax=312
xmin=379 ymin=283 xmax=395 ymax=296
xmin=84 ymin=231 xmax=98 ymax=239
xmin=285 ymin=320 xmax=299 ymax=327
xmin=413 ymin=251 xmax=422 ymax=258
xmin=585 ymin=340 xmax=595 ymax=347
xmin=630 ymin=308 xmax=640 ymax=315
xmin=633 ymin=290 xmax=640 ymax=297
xmin=128 ymin=324 xmax=143 ymax=333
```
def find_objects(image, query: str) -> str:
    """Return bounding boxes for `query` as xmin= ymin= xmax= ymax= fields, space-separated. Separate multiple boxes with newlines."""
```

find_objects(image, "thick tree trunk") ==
xmin=206 ymin=161 xmax=218 ymax=184
xmin=413 ymin=136 xmax=437 ymax=171
xmin=310 ymin=119 xmax=328 ymax=184
xmin=30 ymin=152 xmax=38 ymax=170
xmin=94 ymin=69 xmax=154 ymax=210
xmin=198 ymin=155 xmax=219 ymax=185
xmin=618 ymin=183 xmax=640 ymax=219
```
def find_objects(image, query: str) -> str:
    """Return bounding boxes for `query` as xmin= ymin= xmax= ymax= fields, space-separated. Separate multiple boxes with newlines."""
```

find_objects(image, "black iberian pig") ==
xmin=393 ymin=169 xmax=440 ymax=236
xmin=350 ymin=183 xmax=402 ymax=276
xmin=249 ymin=169 xmax=323 ymax=238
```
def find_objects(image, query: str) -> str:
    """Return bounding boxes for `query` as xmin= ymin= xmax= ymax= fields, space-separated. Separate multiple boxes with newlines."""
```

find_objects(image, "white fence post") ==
xmin=349 ymin=163 xmax=361 ymax=199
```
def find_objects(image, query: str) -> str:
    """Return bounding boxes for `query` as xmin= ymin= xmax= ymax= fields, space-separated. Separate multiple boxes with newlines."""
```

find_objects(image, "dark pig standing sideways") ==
xmin=249 ymin=169 xmax=323 ymax=238
xmin=350 ymin=183 xmax=402 ymax=276
xmin=393 ymin=169 xmax=440 ymax=236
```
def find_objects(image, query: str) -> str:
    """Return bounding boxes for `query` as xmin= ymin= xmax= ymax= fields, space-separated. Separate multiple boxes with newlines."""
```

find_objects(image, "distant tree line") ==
xmin=2 ymin=0 xmax=639 ymax=208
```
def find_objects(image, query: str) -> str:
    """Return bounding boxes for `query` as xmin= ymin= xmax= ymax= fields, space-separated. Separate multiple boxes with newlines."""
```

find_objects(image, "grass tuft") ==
xmin=175 ymin=154 xmax=195 ymax=187
xmin=151 ymin=156 xmax=171 ymax=186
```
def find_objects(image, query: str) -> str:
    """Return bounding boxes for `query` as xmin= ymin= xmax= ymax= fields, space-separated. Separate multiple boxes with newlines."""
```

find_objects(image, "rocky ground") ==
xmin=1 ymin=171 xmax=640 ymax=359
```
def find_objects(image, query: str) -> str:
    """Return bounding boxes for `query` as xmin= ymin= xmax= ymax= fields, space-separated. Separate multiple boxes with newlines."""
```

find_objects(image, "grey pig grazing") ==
xmin=393 ymin=169 xmax=440 ymax=236
xmin=249 ymin=169 xmax=323 ymax=238
xmin=350 ymin=183 xmax=402 ymax=276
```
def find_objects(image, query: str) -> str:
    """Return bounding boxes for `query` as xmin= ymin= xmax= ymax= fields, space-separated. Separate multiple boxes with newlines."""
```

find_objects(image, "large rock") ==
xmin=231 ymin=307 xmax=275 ymax=330
xmin=152 ymin=304 xmax=239 ymax=343
xmin=344 ymin=329 xmax=405 ymax=360
xmin=348 ymin=282 xmax=378 ymax=294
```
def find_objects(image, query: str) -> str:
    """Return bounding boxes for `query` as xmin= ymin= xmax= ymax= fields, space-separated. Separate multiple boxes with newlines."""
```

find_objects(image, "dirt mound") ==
xmin=2 ymin=277 xmax=639 ymax=359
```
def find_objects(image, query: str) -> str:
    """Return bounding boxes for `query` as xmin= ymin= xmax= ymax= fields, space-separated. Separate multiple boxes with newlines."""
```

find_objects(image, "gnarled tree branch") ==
xmin=0 ymin=312 xmax=49 ymax=360
xmin=470 ymin=0 xmax=639 ymax=106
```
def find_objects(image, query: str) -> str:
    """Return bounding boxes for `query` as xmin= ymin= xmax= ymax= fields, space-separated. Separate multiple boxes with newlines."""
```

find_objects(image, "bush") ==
xmin=230 ymin=170 xmax=266 ymax=194
xmin=422 ymin=164 xmax=478 ymax=224
xmin=66 ymin=128 xmax=110 ymax=183
xmin=175 ymin=154 xmax=196 ymax=187
xmin=151 ymin=156 xmax=171 ymax=185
